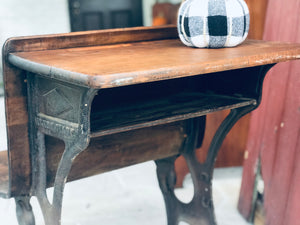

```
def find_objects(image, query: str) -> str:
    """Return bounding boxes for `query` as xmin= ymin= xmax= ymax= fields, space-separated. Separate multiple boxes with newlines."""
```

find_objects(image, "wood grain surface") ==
xmin=9 ymin=39 xmax=300 ymax=88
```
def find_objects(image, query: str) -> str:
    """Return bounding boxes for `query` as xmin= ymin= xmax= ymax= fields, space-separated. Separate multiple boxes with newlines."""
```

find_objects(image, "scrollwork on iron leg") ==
xmin=15 ymin=196 xmax=35 ymax=225
xmin=157 ymin=106 xmax=257 ymax=225
xmin=156 ymin=117 xmax=208 ymax=225
xmin=185 ymin=106 xmax=256 ymax=225
xmin=34 ymin=123 xmax=95 ymax=224
xmin=34 ymin=131 xmax=88 ymax=225
xmin=49 ymin=140 xmax=86 ymax=224
xmin=155 ymin=155 xmax=181 ymax=225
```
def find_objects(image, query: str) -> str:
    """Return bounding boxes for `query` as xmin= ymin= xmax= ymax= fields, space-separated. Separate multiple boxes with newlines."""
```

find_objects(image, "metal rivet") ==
xmin=202 ymin=197 xmax=212 ymax=208
xmin=200 ymin=172 xmax=209 ymax=183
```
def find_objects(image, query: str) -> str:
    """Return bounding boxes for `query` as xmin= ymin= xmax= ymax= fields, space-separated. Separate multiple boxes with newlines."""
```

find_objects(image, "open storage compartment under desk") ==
xmin=90 ymin=70 xmax=257 ymax=137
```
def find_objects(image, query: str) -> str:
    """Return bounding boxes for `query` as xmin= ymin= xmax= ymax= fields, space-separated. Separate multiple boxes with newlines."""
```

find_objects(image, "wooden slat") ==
xmin=45 ymin=121 xmax=187 ymax=187
xmin=2 ymin=61 xmax=31 ymax=197
xmin=4 ymin=25 xmax=178 ymax=53
xmin=8 ymin=39 xmax=300 ymax=88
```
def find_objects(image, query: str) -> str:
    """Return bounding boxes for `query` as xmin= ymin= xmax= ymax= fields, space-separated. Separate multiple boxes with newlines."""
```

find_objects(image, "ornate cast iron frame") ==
xmin=14 ymin=64 xmax=274 ymax=225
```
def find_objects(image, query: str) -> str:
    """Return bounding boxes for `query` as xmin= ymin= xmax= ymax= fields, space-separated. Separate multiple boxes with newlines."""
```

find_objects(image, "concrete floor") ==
xmin=0 ymin=97 xmax=251 ymax=225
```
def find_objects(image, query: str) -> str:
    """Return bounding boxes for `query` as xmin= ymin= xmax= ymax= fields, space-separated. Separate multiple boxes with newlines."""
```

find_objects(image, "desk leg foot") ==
xmin=156 ymin=155 xmax=216 ymax=225
xmin=156 ymin=156 xmax=180 ymax=225
xmin=156 ymin=117 xmax=215 ymax=225
xmin=15 ymin=196 xmax=35 ymax=225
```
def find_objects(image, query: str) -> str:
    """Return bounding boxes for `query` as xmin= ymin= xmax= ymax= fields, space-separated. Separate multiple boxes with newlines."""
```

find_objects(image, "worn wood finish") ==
xmin=2 ymin=57 xmax=31 ymax=197
xmin=9 ymin=39 xmax=300 ymax=89
xmin=4 ymin=25 xmax=178 ymax=54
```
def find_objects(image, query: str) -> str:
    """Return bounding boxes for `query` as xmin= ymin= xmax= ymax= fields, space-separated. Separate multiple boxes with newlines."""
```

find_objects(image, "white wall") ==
xmin=0 ymin=0 xmax=70 ymax=82
xmin=0 ymin=0 xmax=70 ymax=43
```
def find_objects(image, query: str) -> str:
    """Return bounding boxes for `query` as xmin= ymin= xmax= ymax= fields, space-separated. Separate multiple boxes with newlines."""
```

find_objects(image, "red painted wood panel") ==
xmin=238 ymin=0 xmax=300 ymax=224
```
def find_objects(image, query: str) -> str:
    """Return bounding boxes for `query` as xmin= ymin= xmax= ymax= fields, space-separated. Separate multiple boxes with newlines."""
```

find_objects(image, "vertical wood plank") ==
xmin=239 ymin=0 xmax=300 ymax=224
xmin=2 ymin=60 xmax=31 ymax=196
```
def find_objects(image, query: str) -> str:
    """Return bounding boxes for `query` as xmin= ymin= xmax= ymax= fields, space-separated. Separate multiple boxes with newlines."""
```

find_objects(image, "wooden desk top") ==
xmin=7 ymin=26 xmax=300 ymax=89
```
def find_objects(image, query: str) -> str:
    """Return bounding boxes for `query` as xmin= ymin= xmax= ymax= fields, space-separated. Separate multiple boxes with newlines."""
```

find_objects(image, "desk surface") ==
xmin=8 ymin=31 xmax=300 ymax=89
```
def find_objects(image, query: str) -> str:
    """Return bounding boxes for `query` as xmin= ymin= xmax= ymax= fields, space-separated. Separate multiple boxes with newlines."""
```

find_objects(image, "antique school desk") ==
xmin=1 ymin=26 xmax=300 ymax=225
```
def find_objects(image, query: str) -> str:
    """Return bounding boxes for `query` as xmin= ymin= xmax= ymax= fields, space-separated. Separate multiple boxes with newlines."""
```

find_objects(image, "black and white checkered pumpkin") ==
xmin=178 ymin=0 xmax=250 ymax=48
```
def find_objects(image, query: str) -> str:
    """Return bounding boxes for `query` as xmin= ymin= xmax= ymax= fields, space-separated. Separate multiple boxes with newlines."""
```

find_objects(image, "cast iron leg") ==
xmin=26 ymin=76 xmax=97 ymax=225
xmin=15 ymin=196 xmax=35 ymax=225
xmin=156 ymin=156 xmax=181 ymax=225
xmin=156 ymin=106 xmax=255 ymax=225
xmin=35 ymin=131 xmax=87 ymax=225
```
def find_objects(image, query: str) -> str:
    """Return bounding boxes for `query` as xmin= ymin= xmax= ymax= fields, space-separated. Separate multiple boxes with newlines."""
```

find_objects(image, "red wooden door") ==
xmin=238 ymin=0 xmax=300 ymax=224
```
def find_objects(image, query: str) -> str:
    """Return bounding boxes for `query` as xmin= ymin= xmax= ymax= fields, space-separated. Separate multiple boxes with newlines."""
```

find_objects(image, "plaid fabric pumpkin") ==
xmin=178 ymin=0 xmax=250 ymax=48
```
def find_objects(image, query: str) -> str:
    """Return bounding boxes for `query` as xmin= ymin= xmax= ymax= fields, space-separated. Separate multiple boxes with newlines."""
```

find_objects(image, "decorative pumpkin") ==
xmin=177 ymin=0 xmax=250 ymax=48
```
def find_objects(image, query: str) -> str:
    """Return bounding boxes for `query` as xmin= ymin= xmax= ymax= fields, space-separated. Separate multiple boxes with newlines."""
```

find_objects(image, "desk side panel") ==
xmin=2 ymin=57 xmax=32 ymax=197
xmin=45 ymin=121 xmax=187 ymax=187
